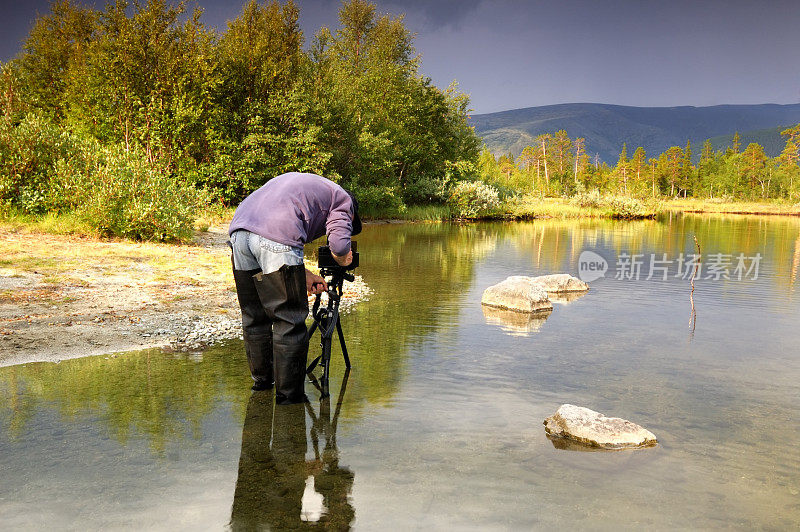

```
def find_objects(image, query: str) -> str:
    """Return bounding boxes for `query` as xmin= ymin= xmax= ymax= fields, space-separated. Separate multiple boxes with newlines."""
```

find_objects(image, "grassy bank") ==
xmin=0 ymin=205 xmax=236 ymax=239
xmin=368 ymin=196 xmax=800 ymax=221
xmin=663 ymin=198 xmax=800 ymax=216
xmin=4 ymin=196 xmax=798 ymax=243
xmin=365 ymin=194 xmax=659 ymax=221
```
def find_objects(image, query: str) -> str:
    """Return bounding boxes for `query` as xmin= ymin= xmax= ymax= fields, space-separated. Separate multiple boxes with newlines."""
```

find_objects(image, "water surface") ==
xmin=2 ymin=214 xmax=800 ymax=529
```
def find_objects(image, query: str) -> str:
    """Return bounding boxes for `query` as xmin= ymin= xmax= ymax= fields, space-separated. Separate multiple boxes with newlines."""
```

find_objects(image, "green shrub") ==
xmin=0 ymin=114 xmax=207 ymax=241
xmin=570 ymin=189 xmax=604 ymax=208
xmin=353 ymin=185 xmax=406 ymax=217
xmin=448 ymin=181 xmax=501 ymax=218
xmin=603 ymin=196 xmax=648 ymax=219
xmin=0 ymin=113 xmax=84 ymax=213
xmin=81 ymin=147 xmax=208 ymax=242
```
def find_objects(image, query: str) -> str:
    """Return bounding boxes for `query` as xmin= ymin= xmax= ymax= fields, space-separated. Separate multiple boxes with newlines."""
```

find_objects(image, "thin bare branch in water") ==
xmin=689 ymin=235 xmax=701 ymax=338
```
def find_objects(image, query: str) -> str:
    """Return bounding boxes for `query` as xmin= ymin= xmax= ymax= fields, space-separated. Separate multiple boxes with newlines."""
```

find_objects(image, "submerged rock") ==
xmin=529 ymin=274 xmax=589 ymax=294
xmin=544 ymin=404 xmax=657 ymax=450
xmin=482 ymin=305 xmax=550 ymax=336
xmin=481 ymin=276 xmax=553 ymax=313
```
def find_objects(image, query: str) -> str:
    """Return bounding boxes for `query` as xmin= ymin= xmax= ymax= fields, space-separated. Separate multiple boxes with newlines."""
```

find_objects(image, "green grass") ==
xmin=364 ymin=196 xmax=662 ymax=222
xmin=501 ymin=195 xmax=659 ymax=220
xmin=362 ymin=203 xmax=452 ymax=221
xmin=0 ymin=209 xmax=97 ymax=236
xmin=664 ymin=198 xmax=800 ymax=215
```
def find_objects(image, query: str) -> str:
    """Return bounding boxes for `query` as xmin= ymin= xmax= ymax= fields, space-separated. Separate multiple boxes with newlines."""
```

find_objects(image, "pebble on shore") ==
xmin=167 ymin=275 xmax=372 ymax=351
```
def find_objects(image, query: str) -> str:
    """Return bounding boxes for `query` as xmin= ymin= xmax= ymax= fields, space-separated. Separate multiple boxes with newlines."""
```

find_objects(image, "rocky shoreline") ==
xmin=0 ymin=226 xmax=371 ymax=367
xmin=168 ymin=277 xmax=372 ymax=351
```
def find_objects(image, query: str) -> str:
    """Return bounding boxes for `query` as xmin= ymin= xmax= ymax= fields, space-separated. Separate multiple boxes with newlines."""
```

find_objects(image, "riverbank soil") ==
xmin=0 ymin=225 xmax=238 ymax=366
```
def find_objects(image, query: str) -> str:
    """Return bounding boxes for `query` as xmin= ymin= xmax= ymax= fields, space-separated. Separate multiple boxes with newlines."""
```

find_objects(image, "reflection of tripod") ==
xmin=306 ymin=267 xmax=352 ymax=399
xmin=304 ymin=368 xmax=355 ymax=528
xmin=306 ymin=367 xmax=350 ymax=456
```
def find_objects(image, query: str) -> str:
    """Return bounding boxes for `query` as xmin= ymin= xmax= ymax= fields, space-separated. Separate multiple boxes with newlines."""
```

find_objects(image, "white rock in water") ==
xmin=529 ymin=273 xmax=589 ymax=293
xmin=481 ymin=276 xmax=553 ymax=313
xmin=544 ymin=404 xmax=657 ymax=449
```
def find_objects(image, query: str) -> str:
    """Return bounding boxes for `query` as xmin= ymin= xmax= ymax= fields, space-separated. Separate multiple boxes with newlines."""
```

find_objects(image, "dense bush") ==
xmin=569 ymin=189 xmax=604 ymax=208
xmin=82 ymin=148 xmax=208 ymax=242
xmin=603 ymin=196 xmax=649 ymax=219
xmin=448 ymin=181 xmax=501 ymax=218
xmin=0 ymin=114 xmax=84 ymax=213
xmin=0 ymin=114 xmax=206 ymax=241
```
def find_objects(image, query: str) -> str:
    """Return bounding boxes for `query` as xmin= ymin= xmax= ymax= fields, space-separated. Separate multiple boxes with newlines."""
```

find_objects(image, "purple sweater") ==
xmin=228 ymin=173 xmax=355 ymax=256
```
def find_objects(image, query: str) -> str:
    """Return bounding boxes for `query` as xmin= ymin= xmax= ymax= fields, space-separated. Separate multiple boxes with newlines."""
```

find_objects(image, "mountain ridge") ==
xmin=469 ymin=102 xmax=800 ymax=163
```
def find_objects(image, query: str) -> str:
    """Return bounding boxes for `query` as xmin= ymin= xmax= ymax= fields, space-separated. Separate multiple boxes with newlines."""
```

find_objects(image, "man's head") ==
xmin=345 ymin=190 xmax=362 ymax=236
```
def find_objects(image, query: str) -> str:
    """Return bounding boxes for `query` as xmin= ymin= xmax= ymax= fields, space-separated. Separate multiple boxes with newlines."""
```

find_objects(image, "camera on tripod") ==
xmin=307 ymin=240 xmax=359 ymax=399
xmin=317 ymin=241 xmax=359 ymax=272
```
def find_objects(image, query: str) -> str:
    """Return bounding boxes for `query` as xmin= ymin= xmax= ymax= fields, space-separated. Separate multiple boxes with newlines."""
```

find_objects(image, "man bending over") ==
xmin=228 ymin=172 xmax=361 ymax=404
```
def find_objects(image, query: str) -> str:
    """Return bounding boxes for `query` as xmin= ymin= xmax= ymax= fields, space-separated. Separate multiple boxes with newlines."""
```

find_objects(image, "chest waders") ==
xmin=232 ymin=252 xmax=309 ymax=404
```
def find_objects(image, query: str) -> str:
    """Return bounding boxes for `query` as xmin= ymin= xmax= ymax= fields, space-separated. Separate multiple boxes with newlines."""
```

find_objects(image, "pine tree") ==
xmin=681 ymin=140 xmax=694 ymax=197
xmin=698 ymin=139 xmax=716 ymax=197
xmin=519 ymin=145 xmax=538 ymax=190
xmin=573 ymin=138 xmax=588 ymax=185
xmin=614 ymin=143 xmax=630 ymax=194
xmin=498 ymin=153 xmax=516 ymax=181
xmin=777 ymin=139 xmax=800 ymax=199
xmin=661 ymin=146 xmax=684 ymax=197
xmin=536 ymin=133 xmax=552 ymax=190
xmin=631 ymin=146 xmax=646 ymax=193
xmin=781 ymin=124 xmax=800 ymax=145
xmin=648 ymin=158 xmax=658 ymax=197
xmin=742 ymin=143 xmax=768 ymax=198
xmin=732 ymin=131 xmax=741 ymax=154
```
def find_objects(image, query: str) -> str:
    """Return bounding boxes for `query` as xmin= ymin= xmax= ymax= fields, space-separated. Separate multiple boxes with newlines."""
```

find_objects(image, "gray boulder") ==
xmin=481 ymin=276 xmax=553 ymax=313
xmin=544 ymin=404 xmax=657 ymax=450
xmin=529 ymin=273 xmax=589 ymax=293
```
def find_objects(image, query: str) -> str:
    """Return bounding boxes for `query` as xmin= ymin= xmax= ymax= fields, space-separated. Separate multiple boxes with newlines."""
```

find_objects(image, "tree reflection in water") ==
xmin=230 ymin=371 xmax=354 ymax=530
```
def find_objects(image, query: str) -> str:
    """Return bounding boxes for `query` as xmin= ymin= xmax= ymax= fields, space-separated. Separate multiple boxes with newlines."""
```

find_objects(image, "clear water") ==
xmin=2 ymin=214 xmax=800 ymax=529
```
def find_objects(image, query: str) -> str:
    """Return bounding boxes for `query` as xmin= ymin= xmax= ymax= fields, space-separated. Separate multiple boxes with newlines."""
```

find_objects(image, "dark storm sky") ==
xmin=1 ymin=0 xmax=799 ymax=113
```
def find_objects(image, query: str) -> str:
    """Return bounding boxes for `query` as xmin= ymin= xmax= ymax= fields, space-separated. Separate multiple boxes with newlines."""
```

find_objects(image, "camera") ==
xmin=317 ymin=241 xmax=359 ymax=271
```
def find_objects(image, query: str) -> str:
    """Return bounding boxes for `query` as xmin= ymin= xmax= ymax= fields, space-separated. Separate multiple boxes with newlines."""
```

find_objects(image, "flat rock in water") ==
xmin=481 ymin=276 xmax=553 ymax=313
xmin=529 ymin=274 xmax=589 ymax=293
xmin=544 ymin=404 xmax=657 ymax=449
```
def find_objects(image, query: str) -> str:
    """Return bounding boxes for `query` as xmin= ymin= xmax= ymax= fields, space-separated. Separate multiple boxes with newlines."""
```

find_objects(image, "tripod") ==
xmin=306 ymin=267 xmax=352 ymax=399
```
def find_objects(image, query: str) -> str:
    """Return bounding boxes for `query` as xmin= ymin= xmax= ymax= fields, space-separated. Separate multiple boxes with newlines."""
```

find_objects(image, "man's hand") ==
xmin=332 ymin=249 xmax=353 ymax=267
xmin=305 ymin=269 xmax=328 ymax=295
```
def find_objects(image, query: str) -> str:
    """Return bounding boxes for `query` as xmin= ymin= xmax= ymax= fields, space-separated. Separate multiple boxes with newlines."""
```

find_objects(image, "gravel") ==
xmin=165 ymin=275 xmax=372 ymax=351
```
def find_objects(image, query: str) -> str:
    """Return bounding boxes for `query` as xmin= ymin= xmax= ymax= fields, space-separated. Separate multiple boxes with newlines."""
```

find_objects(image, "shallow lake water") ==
xmin=2 ymin=214 xmax=800 ymax=529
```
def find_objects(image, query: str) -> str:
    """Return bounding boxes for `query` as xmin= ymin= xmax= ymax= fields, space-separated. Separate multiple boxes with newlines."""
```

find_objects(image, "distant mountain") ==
xmin=707 ymin=126 xmax=788 ymax=157
xmin=469 ymin=103 xmax=800 ymax=164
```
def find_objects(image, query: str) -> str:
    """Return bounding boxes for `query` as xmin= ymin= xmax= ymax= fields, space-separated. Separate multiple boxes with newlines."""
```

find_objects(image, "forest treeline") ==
xmin=0 ymin=0 xmax=478 ymax=239
xmin=479 ymin=128 xmax=800 ymax=202
xmin=2 ymin=0 xmax=799 ymax=240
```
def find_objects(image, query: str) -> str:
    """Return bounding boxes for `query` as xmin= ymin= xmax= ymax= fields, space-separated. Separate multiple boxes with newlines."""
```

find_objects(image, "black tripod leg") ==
xmin=336 ymin=319 xmax=351 ymax=368
xmin=321 ymin=334 xmax=332 ymax=399
xmin=308 ymin=320 xmax=318 ymax=339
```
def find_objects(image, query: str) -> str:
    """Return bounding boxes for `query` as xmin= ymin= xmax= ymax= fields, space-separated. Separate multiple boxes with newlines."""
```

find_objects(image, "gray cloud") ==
xmin=2 ymin=0 xmax=799 ymax=113
xmin=383 ymin=0 xmax=483 ymax=29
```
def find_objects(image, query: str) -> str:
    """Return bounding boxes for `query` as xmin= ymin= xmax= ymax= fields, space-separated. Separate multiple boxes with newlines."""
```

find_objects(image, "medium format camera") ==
xmin=317 ymin=241 xmax=359 ymax=271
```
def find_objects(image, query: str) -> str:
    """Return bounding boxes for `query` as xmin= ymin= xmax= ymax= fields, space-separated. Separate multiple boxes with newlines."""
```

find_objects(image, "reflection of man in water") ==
xmin=230 ymin=391 xmax=354 ymax=530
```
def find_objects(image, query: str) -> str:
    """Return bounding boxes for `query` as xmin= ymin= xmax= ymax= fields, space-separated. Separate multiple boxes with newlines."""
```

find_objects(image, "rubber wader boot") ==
xmin=253 ymin=264 xmax=309 ymax=405
xmin=232 ymin=266 xmax=274 ymax=390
